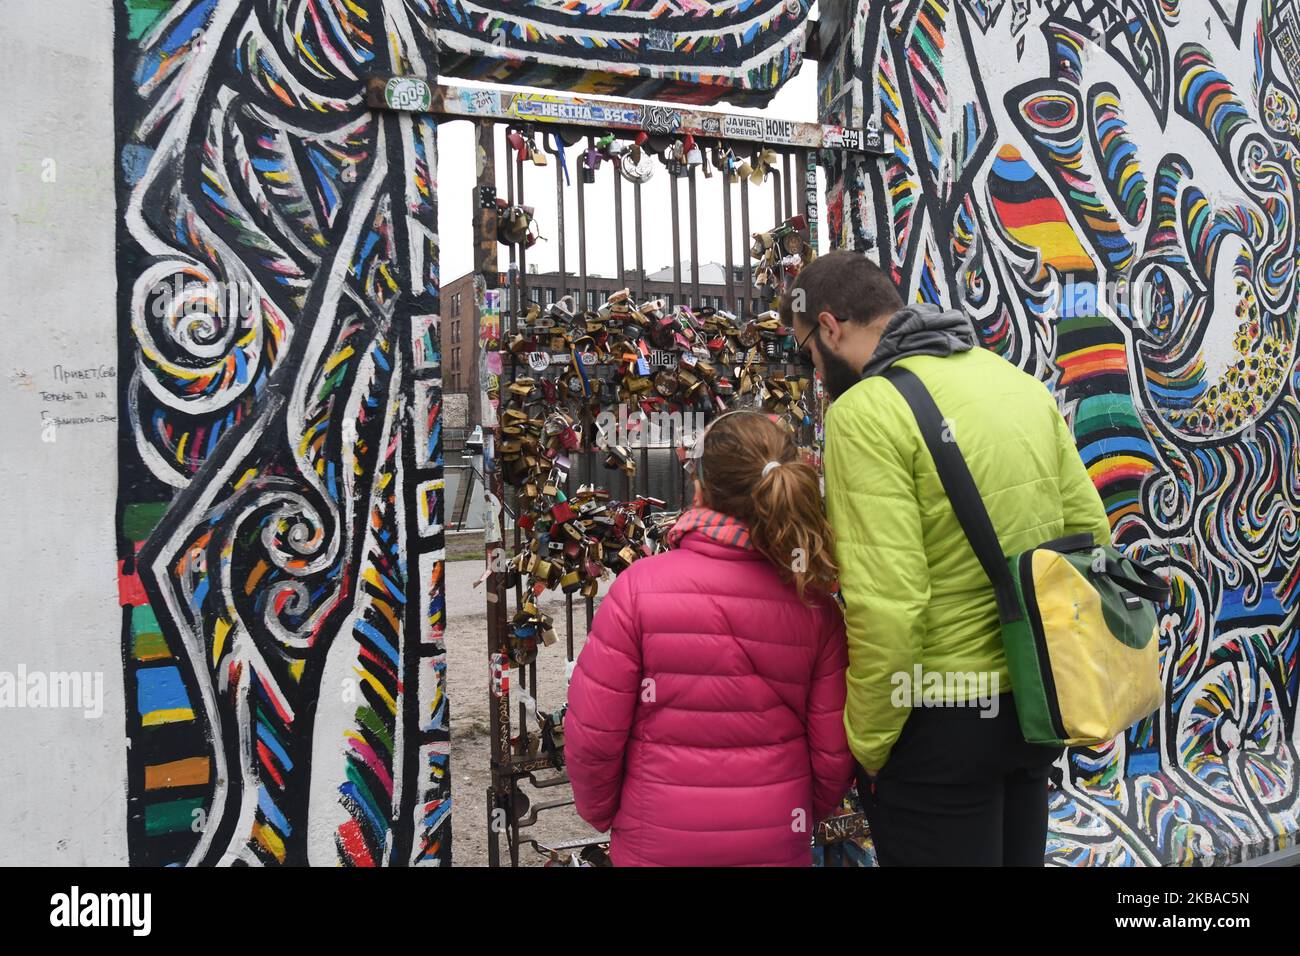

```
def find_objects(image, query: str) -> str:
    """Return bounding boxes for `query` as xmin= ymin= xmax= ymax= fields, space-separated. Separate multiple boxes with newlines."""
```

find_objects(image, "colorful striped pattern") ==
xmin=987 ymin=144 xmax=1095 ymax=277
xmin=877 ymin=36 xmax=919 ymax=283
xmin=1055 ymin=315 xmax=1156 ymax=529
xmin=667 ymin=507 xmax=753 ymax=551
xmin=1014 ymin=85 xmax=1135 ymax=272
xmin=904 ymin=0 xmax=953 ymax=193
xmin=435 ymin=0 xmax=811 ymax=107
xmin=1090 ymin=86 xmax=1148 ymax=226
xmin=1176 ymin=45 xmax=1251 ymax=147
xmin=120 ymin=500 xmax=214 ymax=864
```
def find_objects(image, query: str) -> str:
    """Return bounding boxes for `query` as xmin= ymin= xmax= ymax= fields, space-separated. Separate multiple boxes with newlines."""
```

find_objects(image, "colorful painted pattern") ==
xmin=822 ymin=0 xmax=1300 ymax=863
xmin=434 ymin=0 xmax=812 ymax=107
xmin=116 ymin=0 xmax=449 ymax=866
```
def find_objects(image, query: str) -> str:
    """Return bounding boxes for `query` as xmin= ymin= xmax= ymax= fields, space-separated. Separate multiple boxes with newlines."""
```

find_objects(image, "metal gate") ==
xmin=372 ymin=77 xmax=887 ymax=866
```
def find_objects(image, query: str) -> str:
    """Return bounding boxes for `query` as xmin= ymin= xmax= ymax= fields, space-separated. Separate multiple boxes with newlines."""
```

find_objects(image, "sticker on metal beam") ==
xmin=366 ymin=78 xmax=889 ymax=154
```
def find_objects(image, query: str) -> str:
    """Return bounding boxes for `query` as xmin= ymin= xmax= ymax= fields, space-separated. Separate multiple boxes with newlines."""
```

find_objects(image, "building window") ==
xmin=544 ymin=287 xmax=555 ymax=306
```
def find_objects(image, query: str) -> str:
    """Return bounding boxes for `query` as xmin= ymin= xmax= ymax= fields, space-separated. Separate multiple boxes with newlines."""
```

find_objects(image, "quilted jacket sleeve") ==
xmin=564 ymin=570 xmax=642 ymax=833
xmin=1053 ymin=402 xmax=1113 ymax=547
xmin=806 ymin=607 xmax=855 ymax=821
xmin=824 ymin=388 xmax=930 ymax=773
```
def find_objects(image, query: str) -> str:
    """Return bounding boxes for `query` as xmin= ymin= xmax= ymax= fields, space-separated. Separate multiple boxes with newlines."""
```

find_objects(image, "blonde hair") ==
xmin=695 ymin=410 xmax=837 ymax=601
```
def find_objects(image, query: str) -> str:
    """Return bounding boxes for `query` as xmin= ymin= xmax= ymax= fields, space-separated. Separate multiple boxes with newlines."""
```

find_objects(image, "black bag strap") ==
xmin=1102 ymin=555 xmax=1171 ymax=603
xmin=881 ymin=366 xmax=1024 ymax=624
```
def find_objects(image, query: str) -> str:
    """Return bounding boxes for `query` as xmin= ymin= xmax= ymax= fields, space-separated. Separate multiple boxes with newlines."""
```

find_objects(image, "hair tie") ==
xmin=762 ymin=460 xmax=781 ymax=478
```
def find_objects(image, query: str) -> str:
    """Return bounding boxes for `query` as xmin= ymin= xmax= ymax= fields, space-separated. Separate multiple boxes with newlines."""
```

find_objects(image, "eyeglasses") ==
xmin=795 ymin=323 xmax=818 ymax=355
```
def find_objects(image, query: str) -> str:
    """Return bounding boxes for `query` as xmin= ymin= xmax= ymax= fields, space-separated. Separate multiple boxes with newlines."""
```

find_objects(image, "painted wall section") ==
xmin=819 ymin=0 xmax=1300 ymax=864
xmin=114 ymin=0 xmax=449 ymax=866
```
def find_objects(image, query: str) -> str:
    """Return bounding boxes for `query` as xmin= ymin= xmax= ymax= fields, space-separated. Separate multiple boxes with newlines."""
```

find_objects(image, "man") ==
xmin=784 ymin=250 xmax=1111 ymax=866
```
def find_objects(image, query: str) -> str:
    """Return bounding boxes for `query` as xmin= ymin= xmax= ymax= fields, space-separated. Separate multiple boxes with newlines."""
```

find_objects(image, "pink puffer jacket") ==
xmin=564 ymin=527 xmax=854 ymax=866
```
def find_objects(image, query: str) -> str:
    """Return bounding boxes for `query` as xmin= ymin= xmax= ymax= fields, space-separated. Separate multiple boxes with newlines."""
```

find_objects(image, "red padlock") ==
xmin=507 ymin=129 xmax=529 ymax=161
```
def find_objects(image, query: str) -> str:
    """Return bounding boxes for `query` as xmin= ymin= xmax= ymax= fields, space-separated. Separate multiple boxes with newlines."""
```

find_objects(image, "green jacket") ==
xmin=824 ymin=328 xmax=1111 ymax=772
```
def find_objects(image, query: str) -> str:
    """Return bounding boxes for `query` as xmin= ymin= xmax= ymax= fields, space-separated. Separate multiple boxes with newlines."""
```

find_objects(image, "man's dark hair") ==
xmin=780 ymin=249 xmax=903 ymax=328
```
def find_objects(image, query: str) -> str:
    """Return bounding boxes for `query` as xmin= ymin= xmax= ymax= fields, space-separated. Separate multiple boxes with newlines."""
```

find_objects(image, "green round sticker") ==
xmin=385 ymin=77 xmax=432 ymax=112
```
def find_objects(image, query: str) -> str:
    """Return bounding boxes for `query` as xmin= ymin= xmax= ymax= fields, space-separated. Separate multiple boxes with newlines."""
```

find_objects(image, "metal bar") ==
xmin=517 ymin=135 xmax=528 ymax=295
xmin=613 ymin=160 xmax=625 ymax=288
xmin=578 ymin=136 xmax=589 ymax=306
xmin=688 ymin=168 xmax=700 ymax=306
xmin=640 ymin=439 xmax=649 ymax=499
xmin=552 ymin=135 xmax=566 ymax=292
xmin=502 ymin=125 xmax=525 ymax=773
xmin=800 ymin=148 xmax=817 ymax=254
xmin=566 ymin=588 xmax=574 ymax=661
xmin=740 ymin=174 xmax=751 ymax=320
xmin=772 ymin=161 xmax=783 ymax=224
xmin=670 ymin=171 xmax=682 ymax=307
xmin=634 ymin=182 xmax=646 ymax=302
xmin=474 ymin=117 xmax=505 ymax=870
xmin=783 ymin=150 xmax=794 ymax=223
xmin=721 ymin=153 xmax=735 ymax=314
xmin=368 ymin=79 xmax=888 ymax=154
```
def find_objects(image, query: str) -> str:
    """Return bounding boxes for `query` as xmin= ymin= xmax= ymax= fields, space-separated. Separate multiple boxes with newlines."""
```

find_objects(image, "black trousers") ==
xmin=858 ymin=693 xmax=1062 ymax=866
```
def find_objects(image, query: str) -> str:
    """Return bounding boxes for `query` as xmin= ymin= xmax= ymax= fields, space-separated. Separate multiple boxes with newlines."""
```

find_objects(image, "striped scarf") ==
xmin=666 ymin=507 xmax=752 ymax=551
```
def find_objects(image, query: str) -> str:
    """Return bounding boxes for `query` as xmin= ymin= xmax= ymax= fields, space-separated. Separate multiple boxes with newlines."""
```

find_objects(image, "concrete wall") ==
xmin=0 ymin=0 xmax=127 ymax=865
xmin=819 ymin=0 xmax=1300 ymax=864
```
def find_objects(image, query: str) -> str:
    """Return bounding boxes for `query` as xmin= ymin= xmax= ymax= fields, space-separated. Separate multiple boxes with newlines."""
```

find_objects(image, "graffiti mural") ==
xmin=114 ymin=0 xmax=449 ymax=865
xmin=433 ymin=0 xmax=812 ymax=107
xmin=820 ymin=0 xmax=1300 ymax=863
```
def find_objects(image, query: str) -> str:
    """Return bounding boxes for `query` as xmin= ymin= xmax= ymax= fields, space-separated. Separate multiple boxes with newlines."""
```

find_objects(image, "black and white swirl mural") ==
xmin=819 ymin=0 xmax=1300 ymax=863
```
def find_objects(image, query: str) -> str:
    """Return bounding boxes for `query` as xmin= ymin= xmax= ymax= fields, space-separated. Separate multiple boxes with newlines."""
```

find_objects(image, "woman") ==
xmin=564 ymin=410 xmax=854 ymax=866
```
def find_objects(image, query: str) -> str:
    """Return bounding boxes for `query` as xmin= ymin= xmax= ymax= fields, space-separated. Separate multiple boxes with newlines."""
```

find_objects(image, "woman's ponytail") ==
xmin=696 ymin=411 xmax=838 ymax=601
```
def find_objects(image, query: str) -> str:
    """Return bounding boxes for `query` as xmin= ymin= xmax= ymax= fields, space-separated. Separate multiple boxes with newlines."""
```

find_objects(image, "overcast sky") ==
xmin=434 ymin=60 xmax=829 ymax=289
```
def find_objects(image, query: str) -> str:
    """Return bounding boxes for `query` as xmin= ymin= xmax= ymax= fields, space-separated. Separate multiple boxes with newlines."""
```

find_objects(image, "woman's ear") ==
xmin=691 ymin=481 xmax=705 ymax=508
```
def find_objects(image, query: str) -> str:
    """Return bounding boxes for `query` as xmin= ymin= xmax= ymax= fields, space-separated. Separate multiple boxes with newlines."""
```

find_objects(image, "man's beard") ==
xmin=820 ymin=346 xmax=864 ymax=400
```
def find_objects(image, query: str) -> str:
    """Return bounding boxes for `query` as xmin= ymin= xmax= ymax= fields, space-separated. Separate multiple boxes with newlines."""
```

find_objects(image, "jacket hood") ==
xmin=860 ymin=302 xmax=977 ymax=378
